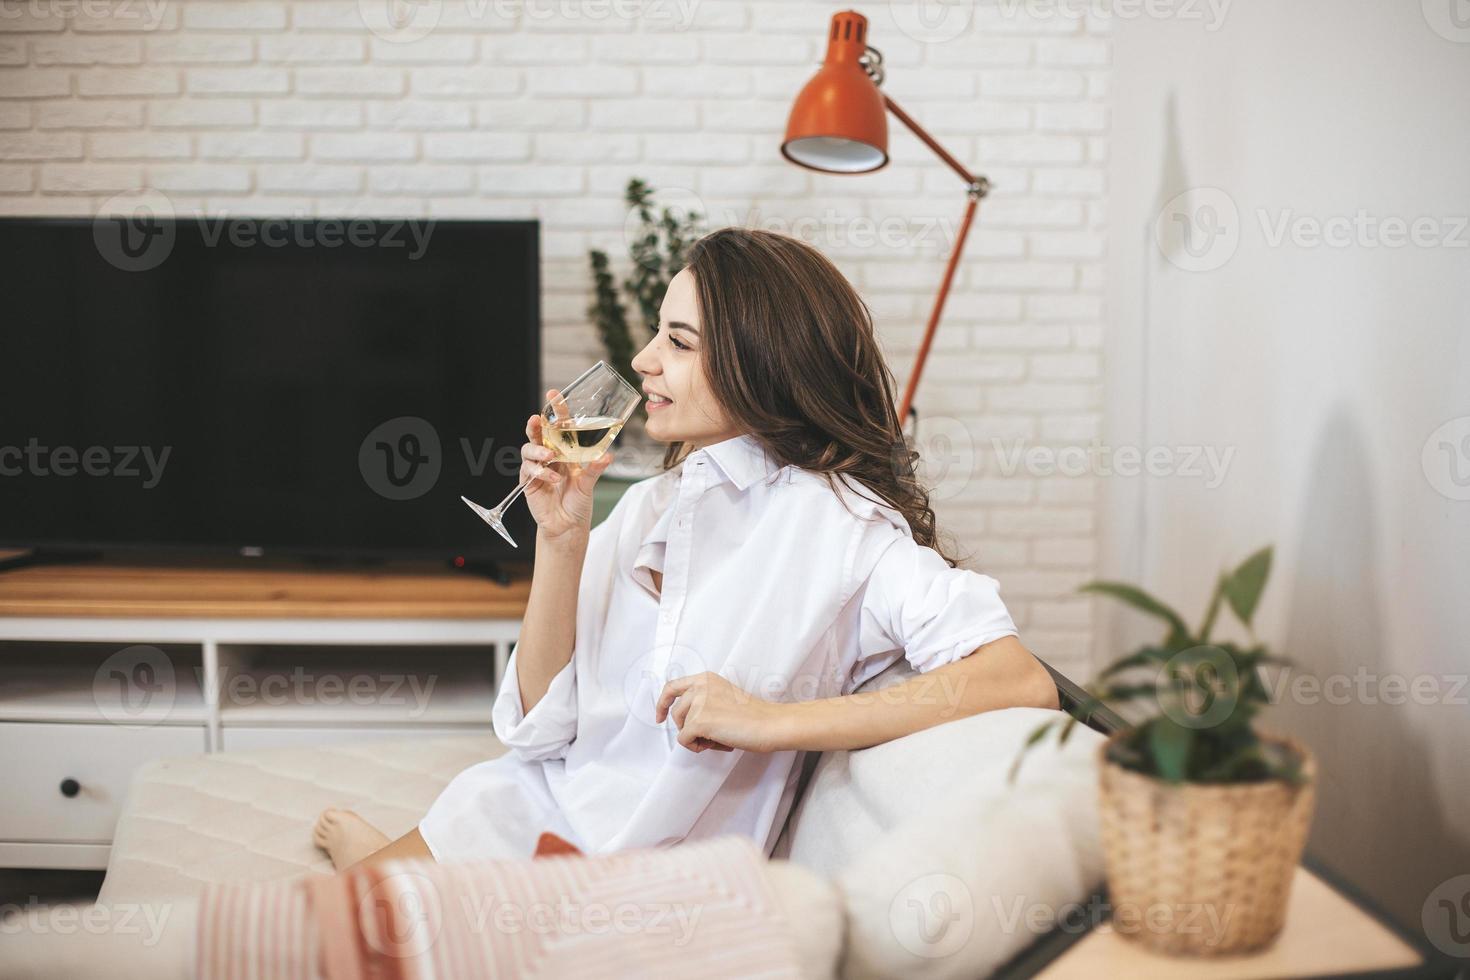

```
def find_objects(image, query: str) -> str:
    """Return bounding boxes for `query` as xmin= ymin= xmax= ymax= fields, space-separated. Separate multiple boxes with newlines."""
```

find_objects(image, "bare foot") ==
xmin=312 ymin=808 xmax=389 ymax=870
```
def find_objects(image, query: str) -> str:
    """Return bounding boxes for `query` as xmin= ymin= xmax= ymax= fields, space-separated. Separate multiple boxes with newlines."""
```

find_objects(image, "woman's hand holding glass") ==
xmin=461 ymin=360 xmax=640 ymax=548
xmin=519 ymin=388 xmax=616 ymax=542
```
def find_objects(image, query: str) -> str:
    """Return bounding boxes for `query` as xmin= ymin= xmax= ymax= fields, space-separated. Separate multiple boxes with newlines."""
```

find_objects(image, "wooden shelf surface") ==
xmin=1036 ymin=867 xmax=1423 ymax=979
xmin=0 ymin=556 xmax=533 ymax=619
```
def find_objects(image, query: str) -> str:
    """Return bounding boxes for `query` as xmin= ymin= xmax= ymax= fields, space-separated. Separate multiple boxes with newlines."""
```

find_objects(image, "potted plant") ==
xmin=1011 ymin=546 xmax=1316 ymax=956
xmin=586 ymin=178 xmax=704 ymax=479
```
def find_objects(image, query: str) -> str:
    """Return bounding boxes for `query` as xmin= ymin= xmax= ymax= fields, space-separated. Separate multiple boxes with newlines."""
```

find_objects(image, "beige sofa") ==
xmin=2 ymin=704 xmax=1106 ymax=979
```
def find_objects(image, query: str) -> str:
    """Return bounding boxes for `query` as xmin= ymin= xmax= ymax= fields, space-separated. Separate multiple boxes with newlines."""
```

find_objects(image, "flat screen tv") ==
xmin=0 ymin=217 xmax=540 ymax=565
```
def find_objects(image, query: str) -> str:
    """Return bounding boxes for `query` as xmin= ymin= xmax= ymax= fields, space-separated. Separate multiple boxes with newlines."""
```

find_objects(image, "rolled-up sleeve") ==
xmin=491 ymin=647 xmax=579 ymax=761
xmin=854 ymin=521 xmax=1019 ymax=675
xmin=489 ymin=480 xmax=641 ymax=762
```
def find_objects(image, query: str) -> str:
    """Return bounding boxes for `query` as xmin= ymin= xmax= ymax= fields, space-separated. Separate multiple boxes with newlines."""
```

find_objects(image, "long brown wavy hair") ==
xmin=662 ymin=227 xmax=961 ymax=568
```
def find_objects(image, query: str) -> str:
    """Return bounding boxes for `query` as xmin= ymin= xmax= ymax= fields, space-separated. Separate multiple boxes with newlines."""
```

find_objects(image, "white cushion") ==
xmin=776 ymin=700 xmax=1105 ymax=979
xmin=76 ymin=733 xmax=843 ymax=980
xmin=765 ymin=860 xmax=846 ymax=980
xmin=99 ymin=733 xmax=501 ymax=903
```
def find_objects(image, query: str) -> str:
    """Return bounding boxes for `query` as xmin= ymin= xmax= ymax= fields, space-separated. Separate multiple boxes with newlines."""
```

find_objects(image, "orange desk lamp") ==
xmin=781 ymin=9 xmax=990 ymax=430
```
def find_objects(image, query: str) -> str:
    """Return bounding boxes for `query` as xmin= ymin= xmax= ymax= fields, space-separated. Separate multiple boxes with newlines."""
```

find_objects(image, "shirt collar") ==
xmin=689 ymin=433 xmax=780 ymax=492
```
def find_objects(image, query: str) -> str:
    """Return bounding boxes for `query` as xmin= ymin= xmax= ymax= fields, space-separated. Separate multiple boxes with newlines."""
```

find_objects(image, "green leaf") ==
xmin=1223 ymin=547 xmax=1273 ymax=627
xmin=1080 ymin=581 xmax=1192 ymax=645
xmin=1008 ymin=720 xmax=1057 ymax=784
xmin=1092 ymin=683 xmax=1159 ymax=703
xmin=1198 ymin=572 xmax=1227 ymax=643
xmin=1147 ymin=717 xmax=1194 ymax=782
xmin=1195 ymin=745 xmax=1265 ymax=782
xmin=586 ymin=249 xmax=637 ymax=385
xmin=1096 ymin=646 xmax=1173 ymax=680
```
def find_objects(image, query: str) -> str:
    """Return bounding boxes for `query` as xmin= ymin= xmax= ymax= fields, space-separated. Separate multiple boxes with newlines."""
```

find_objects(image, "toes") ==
xmin=312 ymin=809 xmax=344 ymax=848
xmin=309 ymin=806 xmax=385 ymax=867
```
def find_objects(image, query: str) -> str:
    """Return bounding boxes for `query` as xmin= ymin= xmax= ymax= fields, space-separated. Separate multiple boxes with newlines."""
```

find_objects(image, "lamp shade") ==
xmin=781 ymin=10 xmax=888 ymax=174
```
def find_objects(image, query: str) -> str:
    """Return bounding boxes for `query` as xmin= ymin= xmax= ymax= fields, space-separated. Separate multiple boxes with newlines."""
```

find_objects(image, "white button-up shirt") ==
xmin=418 ymin=432 xmax=1019 ymax=862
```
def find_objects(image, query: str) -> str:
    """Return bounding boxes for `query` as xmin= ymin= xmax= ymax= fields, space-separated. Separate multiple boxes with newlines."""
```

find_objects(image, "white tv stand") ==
xmin=0 ymin=556 xmax=526 ymax=870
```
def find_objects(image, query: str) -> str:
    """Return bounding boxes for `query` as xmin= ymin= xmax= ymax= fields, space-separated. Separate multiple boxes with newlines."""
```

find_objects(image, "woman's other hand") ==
xmin=655 ymin=672 xmax=791 ymax=754
xmin=520 ymin=387 xmax=615 ymax=543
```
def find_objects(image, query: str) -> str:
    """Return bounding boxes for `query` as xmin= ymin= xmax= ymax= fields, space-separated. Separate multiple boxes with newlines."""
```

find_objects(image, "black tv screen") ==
xmin=0 ymin=217 xmax=539 ymax=562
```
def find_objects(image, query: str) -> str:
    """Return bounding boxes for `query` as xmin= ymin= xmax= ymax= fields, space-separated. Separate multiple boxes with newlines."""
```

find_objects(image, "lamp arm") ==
xmin=882 ymin=94 xmax=986 ymax=194
xmin=897 ymin=193 xmax=979 ymax=425
xmin=879 ymin=94 xmax=989 ymax=426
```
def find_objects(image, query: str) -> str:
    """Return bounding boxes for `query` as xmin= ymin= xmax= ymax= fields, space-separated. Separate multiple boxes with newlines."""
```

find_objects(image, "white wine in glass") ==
xmin=541 ymin=414 xmax=625 ymax=465
xmin=461 ymin=361 xmax=641 ymax=549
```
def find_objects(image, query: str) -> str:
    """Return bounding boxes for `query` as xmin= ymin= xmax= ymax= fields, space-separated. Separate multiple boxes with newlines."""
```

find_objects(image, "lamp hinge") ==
xmin=859 ymin=46 xmax=885 ymax=87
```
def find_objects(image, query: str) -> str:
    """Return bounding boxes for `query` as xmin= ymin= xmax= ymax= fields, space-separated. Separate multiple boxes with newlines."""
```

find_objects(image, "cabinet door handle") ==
xmin=59 ymin=778 xmax=81 ymax=798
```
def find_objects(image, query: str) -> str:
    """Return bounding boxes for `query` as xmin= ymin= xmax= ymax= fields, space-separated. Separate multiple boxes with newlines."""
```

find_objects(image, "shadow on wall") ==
xmin=1109 ymin=89 xmax=1188 ymax=605
xmin=1276 ymin=407 xmax=1468 ymax=931
xmin=1151 ymin=91 xmax=1188 ymax=240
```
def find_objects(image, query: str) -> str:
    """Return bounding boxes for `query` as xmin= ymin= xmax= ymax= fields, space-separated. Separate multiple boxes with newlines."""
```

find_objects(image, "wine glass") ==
xmin=461 ymin=360 xmax=642 ymax=548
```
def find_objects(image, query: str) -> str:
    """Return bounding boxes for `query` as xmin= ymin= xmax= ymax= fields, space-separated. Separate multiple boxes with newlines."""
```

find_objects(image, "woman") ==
xmin=314 ymin=228 xmax=1060 ymax=870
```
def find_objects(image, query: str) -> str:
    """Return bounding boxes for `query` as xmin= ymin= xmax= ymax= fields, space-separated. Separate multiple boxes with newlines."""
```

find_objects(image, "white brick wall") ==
xmin=0 ymin=0 xmax=1110 ymax=679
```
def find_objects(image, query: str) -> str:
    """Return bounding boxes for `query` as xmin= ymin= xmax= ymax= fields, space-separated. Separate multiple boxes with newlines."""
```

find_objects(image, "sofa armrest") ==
xmin=1035 ymin=657 xmax=1127 ymax=736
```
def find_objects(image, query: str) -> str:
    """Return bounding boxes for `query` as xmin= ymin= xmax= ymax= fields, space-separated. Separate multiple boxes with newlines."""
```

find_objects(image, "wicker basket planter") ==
xmin=1096 ymin=730 xmax=1317 ymax=956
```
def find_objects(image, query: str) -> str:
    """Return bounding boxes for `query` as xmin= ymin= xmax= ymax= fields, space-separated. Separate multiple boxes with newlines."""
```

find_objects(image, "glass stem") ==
xmin=494 ymin=476 xmax=532 ymax=515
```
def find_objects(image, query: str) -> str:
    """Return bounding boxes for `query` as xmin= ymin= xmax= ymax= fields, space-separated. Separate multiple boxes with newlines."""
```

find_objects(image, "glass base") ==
xmin=460 ymin=495 xmax=518 ymax=549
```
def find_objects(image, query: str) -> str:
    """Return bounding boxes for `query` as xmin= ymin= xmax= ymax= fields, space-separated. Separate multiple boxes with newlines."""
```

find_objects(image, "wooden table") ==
xmin=0 ymin=554 xmax=532 ymax=619
xmin=1004 ymin=861 xmax=1457 ymax=979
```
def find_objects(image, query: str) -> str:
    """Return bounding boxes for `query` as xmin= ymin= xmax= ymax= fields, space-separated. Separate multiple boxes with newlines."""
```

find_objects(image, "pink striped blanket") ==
xmin=196 ymin=835 xmax=802 ymax=980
